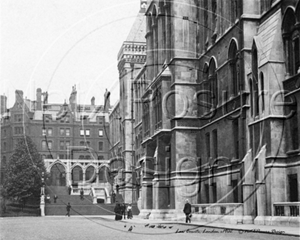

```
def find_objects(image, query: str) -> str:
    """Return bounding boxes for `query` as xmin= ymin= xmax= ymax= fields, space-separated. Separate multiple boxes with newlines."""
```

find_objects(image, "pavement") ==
xmin=45 ymin=215 xmax=300 ymax=237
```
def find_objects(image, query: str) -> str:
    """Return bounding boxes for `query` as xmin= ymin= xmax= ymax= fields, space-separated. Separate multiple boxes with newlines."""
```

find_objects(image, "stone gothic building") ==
xmin=109 ymin=1 xmax=147 ymax=204
xmin=110 ymin=0 xmax=300 ymax=226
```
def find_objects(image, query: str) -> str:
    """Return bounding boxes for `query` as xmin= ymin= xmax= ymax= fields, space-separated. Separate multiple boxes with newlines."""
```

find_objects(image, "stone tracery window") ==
xmin=228 ymin=40 xmax=239 ymax=96
xmin=204 ymin=0 xmax=209 ymax=49
xmin=152 ymin=6 xmax=159 ymax=75
xmin=282 ymin=7 xmax=300 ymax=77
xmin=143 ymin=100 xmax=150 ymax=137
xmin=211 ymin=0 xmax=217 ymax=43
xmin=209 ymin=58 xmax=218 ymax=108
xmin=260 ymin=72 xmax=265 ymax=112
xmin=159 ymin=1 xmax=167 ymax=63
xmin=153 ymin=87 xmax=162 ymax=130
xmin=249 ymin=78 xmax=253 ymax=117
xmin=198 ymin=63 xmax=212 ymax=117
xmin=252 ymin=42 xmax=259 ymax=117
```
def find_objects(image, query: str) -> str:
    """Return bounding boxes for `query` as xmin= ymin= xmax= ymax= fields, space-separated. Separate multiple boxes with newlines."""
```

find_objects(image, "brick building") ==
xmin=0 ymin=86 xmax=110 ymax=189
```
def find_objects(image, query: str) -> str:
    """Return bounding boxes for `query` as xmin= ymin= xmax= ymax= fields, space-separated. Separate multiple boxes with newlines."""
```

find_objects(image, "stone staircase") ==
xmin=45 ymin=186 xmax=139 ymax=216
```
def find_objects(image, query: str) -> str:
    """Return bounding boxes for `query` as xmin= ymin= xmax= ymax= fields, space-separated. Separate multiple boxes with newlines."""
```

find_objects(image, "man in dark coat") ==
xmin=183 ymin=199 xmax=192 ymax=223
xmin=121 ymin=203 xmax=127 ymax=219
xmin=66 ymin=203 xmax=71 ymax=217
xmin=80 ymin=188 xmax=84 ymax=200
xmin=54 ymin=195 xmax=58 ymax=203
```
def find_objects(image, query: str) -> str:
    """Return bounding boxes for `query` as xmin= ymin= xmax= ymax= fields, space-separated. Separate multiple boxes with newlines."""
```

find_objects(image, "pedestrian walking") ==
xmin=66 ymin=203 xmax=71 ymax=217
xmin=112 ymin=191 xmax=116 ymax=203
xmin=80 ymin=188 xmax=84 ymax=200
xmin=122 ymin=203 xmax=127 ymax=219
xmin=46 ymin=194 xmax=51 ymax=203
xmin=127 ymin=203 xmax=133 ymax=219
xmin=54 ymin=195 xmax=58 ymax=203
xmin=114 ymin=203 xmax=122 ymax=220
xmin=183 ymin=199 xmax=192 ymax=223
xmin=68 ymin=185 xmax=72 ymax=195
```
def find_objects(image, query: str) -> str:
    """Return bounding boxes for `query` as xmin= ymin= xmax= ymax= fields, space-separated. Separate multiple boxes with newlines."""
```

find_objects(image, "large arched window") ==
xmin=72 ymin=166 xmax=83 ymax=183
xmin=230 ymin=0 xmax=238 ymax=24
xmin=228 ymin=40 xmax=239 ymax=96
xmin=249 ymin=78 xmax=253 ymax=117
xmin=211 ymin=0 xmax=218 ymax=43
xmin=146 ymin=13 xmax=154 ymax=80
xmin=209 ymin=58 xmax=218 ymax=107
xmin=98 ymin=166 xmax=109 ymax=183
xmin=152 ymin=6 xmax=158 ymax=75
xmin=285 ymin=95 xmax=298 ymax=150
xmin=50 ymin=163 xmax=66 ymax=186
xmin=154 ymin=87 xmax=162 ymax=130
xmin=260 ymin=72 xmax=265 ymax=112
xmin=282 ymin=8 xmax=300 ymax=76
xmin=143 ymin=100 xmax=150 ymax=137
xmin=198 ymin=63 xmax=210 ymax=116
xmin=204 ymin=0 xmax=209 ymax=50
xmin=159 ymin=1 xmax=166 ymax=62
xmin=252 ymin=42 xmax=259 ymax=116
xmin=86 ymin=166 xmax=96 ymax=182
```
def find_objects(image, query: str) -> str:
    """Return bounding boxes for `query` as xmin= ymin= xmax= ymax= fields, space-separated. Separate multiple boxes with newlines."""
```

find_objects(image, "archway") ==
xmin=72 ymin=166 xmax=83 ymax=185
xmin=86 ymin=166 xmax=96 ymax=183
xmin=50 ymin=163 xmax=66 ymax=186
xmin=99 ymin=166 xmax=110 ymax=183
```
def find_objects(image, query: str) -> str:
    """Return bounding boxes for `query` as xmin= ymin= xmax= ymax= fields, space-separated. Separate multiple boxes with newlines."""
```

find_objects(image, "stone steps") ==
xmin=45 ymin=204 xmax=116 ymax=216
xmin=44 ymin=185 xmax=140 ymax=216
xmin=45 ymin=202 xmax=140 ymax=216
xmin=46 ymin=186 xmax=68 ymax=196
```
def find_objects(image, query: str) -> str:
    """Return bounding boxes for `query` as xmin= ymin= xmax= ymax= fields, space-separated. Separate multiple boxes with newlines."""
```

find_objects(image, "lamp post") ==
xmin=40 ymin=172 xmax=45 ymax=216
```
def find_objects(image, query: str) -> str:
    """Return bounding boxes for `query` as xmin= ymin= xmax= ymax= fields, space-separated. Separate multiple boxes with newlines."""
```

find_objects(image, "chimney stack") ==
xmin=104 ymin=89 xmax=110 ymax=112
xmin=0 ymin=95 xmax=7 ymax=114
xmin=36 ymin=88 xmax=42 ymax=110
xmin=15 ymin=90 xmax=24 ymax=104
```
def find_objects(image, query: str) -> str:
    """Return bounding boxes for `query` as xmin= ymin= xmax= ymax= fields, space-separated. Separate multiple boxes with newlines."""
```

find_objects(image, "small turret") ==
xmin=15 ymin=90 xmax=24 ymax=104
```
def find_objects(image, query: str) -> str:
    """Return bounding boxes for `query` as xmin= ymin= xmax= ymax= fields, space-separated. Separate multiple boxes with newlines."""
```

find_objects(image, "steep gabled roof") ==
xmin=125 ymin=11 xmax=146 ymax=43
xmin=254 ymin=9 xmax=284 ymax=67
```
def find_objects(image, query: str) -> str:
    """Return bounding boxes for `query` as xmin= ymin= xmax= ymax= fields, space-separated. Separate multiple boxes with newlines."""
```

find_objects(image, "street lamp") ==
xmin=40 ymin=172 xmax=45 ymax=216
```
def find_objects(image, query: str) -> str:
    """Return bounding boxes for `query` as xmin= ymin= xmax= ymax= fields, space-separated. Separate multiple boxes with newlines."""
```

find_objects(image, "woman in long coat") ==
xmin=114 ymin=203 xmax=122 ymax=220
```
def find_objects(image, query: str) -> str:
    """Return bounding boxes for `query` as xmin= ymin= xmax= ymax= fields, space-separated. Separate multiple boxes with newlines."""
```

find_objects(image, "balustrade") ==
xmin=191 ymin=203 xmax=243 ymax=216
xmin=274 ymin=202 xmax=300 ymax=217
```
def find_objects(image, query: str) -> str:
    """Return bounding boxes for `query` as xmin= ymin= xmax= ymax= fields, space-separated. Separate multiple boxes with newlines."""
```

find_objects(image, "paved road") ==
xmin=0 ymin=217 xmax=297 ymax=240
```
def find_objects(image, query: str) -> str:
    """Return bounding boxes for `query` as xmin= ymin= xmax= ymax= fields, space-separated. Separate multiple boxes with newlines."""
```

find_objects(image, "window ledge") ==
xmin=286 ymin=149 xmax=300 ymax=156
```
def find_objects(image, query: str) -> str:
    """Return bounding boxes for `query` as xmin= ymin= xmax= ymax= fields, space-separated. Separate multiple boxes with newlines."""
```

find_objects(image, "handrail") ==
xmin=192 ymin=203 xmax=243 ymax=207
xmin=191 ymin=203 xmax=243 ymax=216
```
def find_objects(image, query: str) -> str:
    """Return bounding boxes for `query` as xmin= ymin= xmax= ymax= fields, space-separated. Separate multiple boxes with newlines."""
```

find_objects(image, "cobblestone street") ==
xmin=0 ymin=217 xmax=298 ymax=240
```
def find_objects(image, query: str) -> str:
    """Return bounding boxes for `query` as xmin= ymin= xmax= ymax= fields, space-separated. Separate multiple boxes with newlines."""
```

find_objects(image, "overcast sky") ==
xmin=0 ymin=0 xmax=142 ymax=108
